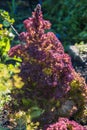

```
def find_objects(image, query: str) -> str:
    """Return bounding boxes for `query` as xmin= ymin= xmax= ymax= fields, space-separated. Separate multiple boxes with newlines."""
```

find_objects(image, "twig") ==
xmin=10 ymin=24 xmax=19 ymax=36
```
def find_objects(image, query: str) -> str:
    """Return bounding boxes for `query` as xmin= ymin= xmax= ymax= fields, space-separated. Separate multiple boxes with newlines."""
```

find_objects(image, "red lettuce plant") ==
xmin=46 ymin=117 xmax=87 ymax=130
xmin=9 ymin=4 xmax=74 ymax=98
xmin=8 ymin=4 xmax=87 ymax=128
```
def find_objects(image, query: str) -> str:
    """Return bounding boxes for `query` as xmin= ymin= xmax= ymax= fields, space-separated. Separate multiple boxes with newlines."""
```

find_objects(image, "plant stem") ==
xmin=10 ymin=24 xmax=19 ymax=36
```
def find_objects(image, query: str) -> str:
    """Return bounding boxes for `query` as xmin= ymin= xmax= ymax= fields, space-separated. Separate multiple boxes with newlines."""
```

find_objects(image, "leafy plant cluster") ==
xmin=7 ymin=4 xmax=87 ymax=129
xmin=0 ymin=64 xmax=23 ymax=110
xmin=0 ymin=9 xmax=24 ymax=129
xmin=43 ymin=0 xmax=87 ymax=46
xmin=0 ymin=10 xmax=15 ymax=62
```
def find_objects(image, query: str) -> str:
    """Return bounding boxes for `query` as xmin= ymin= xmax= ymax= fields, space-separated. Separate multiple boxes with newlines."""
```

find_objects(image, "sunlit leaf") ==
xmin=3 ymin=20 xmax=10 ymax=27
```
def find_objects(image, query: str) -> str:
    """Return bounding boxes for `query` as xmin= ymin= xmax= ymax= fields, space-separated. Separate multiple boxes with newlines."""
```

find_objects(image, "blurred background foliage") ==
xmin=0 ymin=0 xmax=41 ymax=32
xmin=43 ymin=0 xmax=87 ymax=46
